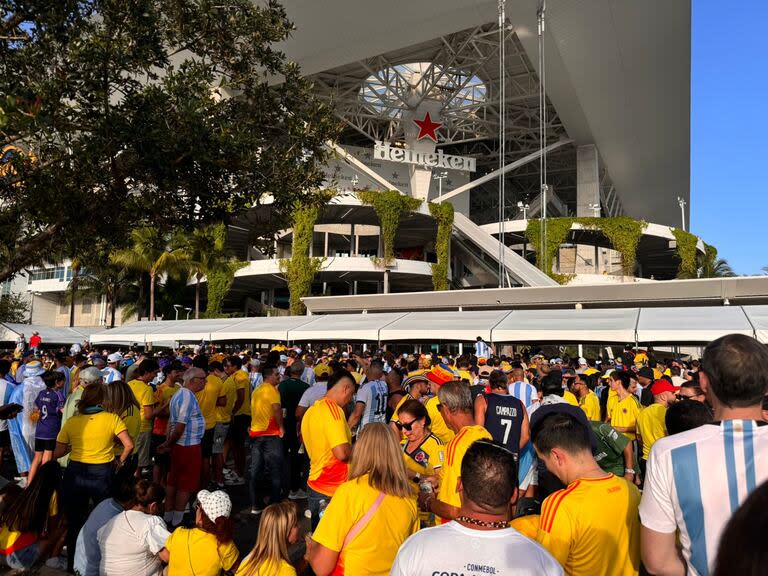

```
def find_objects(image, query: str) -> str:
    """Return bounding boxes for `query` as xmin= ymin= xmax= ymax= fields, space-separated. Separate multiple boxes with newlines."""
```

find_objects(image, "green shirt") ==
xmin=590 ymin=421 xmax=631 ymax=477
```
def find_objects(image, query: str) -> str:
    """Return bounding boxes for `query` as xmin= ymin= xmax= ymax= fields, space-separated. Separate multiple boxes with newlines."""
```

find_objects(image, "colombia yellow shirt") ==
xmin=235 ymin=558 xmax=296 ymax=576
xmin=250 ymin=383 xmax=281 ymax=437
xmin=425 ymin=396 xmax=455 ymax=445
xmin=537 ymin=474 xmax=641 ymax=576
xmin=437 ymin=424 xmax=491 ymax=521
xmin=302 ymin=398 xmax=352 ymax=497
xmin=57 ymin=411 xmax=127 ymax=464
xmin=606 ymin=388 xmax=618 ymax=421
xmin=579 ymin=391 xmax=601 ymax=422
xmin=563 ymin=390 xmax=579 ymax=407
xmin=312 ymin=474 xmax=419 ymax=576
xmin=610 ymin=395 xmax=641 ymax=440
xmin=636 ymin=402 xmax=667 ymax=460
xmin=165 ymin=527 xmax=239 ymax=576
xmin=195 ymin=374 xmax=224 ymax=430
xmin=232 ymin=370 xmax=251 ymax=416
xmin=402 ymin=433 xmax=445 ymax=526
xmin=216 ymin=372 xmax=237 ymax=424
xmin=128 ymin=379 xmax=155 ymax=434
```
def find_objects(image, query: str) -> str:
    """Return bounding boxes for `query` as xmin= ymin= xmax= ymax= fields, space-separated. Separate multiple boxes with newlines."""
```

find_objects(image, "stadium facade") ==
xmin=22 ymin=0 xmax=696 ymax=324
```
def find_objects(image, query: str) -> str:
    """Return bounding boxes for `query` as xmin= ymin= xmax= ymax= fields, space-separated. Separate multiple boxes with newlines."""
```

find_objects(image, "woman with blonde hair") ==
xmin=236 ymin=501 xmax=300 ymax=576
xmin=307 ymin=422 xmax=419 ymax=576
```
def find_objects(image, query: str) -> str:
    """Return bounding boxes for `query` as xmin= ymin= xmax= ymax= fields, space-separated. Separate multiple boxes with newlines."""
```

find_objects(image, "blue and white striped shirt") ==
xmin=640 ymin=420 xmax=768 ymax=576
xmin=474 ymin=340 xmax=491 ymax=358
xmin=508 ymin=380 xmax=538 ymax=411
xmin=356 ymin=379 xmax=388 ymax=429
xmin=168 ymin=387 xmax=205 ymax=446
xmin=101 ymin=367 xmax=122 ymax=384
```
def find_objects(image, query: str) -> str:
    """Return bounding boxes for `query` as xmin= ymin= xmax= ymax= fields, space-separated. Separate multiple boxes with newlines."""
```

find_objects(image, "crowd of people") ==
xmin=0 ymin=332 xmax=765 ymax=575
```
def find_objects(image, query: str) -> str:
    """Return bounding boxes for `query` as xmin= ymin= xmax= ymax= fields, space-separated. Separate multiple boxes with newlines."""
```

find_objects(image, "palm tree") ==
xmin=177 ymin=222 xmax=236 ymax=319
xmin=73 ymin=260 xmax=139 ymax=327
xmin=112 ymin=227 xmax=188 ymax=321
xmin=699 ymin=245 xmax=736 ymax=278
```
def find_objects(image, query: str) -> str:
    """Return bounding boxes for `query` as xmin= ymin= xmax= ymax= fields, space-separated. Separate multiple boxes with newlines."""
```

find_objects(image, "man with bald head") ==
xmin=158 ymin=367 xmax=206 ymax=527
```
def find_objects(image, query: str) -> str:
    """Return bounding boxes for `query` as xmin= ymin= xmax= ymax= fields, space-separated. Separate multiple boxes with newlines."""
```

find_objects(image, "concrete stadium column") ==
xmin=402 ymin=99 xmax=443 ymax=206
xmin=576 ymin=144 xmax=600 ymax=217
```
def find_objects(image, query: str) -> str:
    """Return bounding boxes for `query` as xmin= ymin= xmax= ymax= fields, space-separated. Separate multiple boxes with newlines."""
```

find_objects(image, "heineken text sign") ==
xmin=374 ymin=141 xmax=476 ymax=173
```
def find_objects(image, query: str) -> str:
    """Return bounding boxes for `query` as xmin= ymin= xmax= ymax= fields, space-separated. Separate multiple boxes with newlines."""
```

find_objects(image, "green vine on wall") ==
xmin=524 ymin=217 xmax=647 ymax=283
xmin=428 ymin=202 xmax=454 ymax=290
xmin=671 ymin=228 xmax=699 ymax=279
xmin=279 ymin=204 xmax=324 ymax=315
xmin=583 ymin=217 xmax=646 ymax=275
xmin=525 ymin=218 xmax=575 ymax=284
xmin=357 ymin=190 xmax=422 ymax=266
xmin=204 ymin=261 xmax=247 ymax=318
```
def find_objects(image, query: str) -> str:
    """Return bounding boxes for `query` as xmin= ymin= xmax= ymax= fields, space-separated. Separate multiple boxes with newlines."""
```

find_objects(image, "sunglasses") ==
xmin=395 ymin=418 xmax=419 ymax=432
xmin=675 ymin=393 xmax=702 ymax=400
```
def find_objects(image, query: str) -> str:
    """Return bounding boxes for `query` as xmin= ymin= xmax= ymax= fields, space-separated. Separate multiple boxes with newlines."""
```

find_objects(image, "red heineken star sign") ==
xmin=413 ymin=112 xmax=442 ymax=142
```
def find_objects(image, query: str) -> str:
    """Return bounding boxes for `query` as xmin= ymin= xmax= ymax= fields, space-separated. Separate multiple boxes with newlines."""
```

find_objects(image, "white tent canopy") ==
xmin=87 ymin=305 xmax=768 ymax=345
xmin=743 ymin=305 xmax=768 ymax=343
xmin=0 ymin=323 xmax=98 ymax=345
xmin=380 ymin=310 xmax=510 ymax=341
xmin=492 ymin=308 xmax=640 ymax=343
xmin=288 ymin=313 xmax=408 ymax=342
xmin=211 ymin=316 xmax=320 ymax=342
xmin=635 ymin=306 xmax=754 ymax=343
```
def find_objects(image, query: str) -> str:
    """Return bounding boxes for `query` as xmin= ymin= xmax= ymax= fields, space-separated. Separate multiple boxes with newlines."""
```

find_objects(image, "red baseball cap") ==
xmin=650 ymin=380 xmax=680 ymax=395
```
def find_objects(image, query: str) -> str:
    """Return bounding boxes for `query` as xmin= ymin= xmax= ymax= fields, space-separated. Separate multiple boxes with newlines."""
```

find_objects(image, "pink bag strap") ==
xmin=342 ymin=491 xmax=385 ymax=549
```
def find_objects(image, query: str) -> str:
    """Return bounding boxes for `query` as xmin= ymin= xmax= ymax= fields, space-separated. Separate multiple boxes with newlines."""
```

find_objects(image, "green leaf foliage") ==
xmin=357 ymin=190 xmax=422 ymax=265
xmin=672 ymin=228 xmax=700 ymax=279
xmin=0 ymin=0 xmax=340 ymax=283
xmin=204 ymin=261 xmax=247 ymax=318
xmin=699 ymin=243 xmax=736 ymax=278
xmin=428 ymin=202 xmax=454 ymax=291
xmin=279 ymin=204 xmax=324 ymax=315
xmin=525 ymin=217 xmax=647 ymax=283
xmin=0 ymin=293 xmax=30 ymax=323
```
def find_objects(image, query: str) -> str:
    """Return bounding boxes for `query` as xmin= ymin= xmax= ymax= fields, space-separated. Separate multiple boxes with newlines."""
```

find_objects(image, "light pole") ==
xmin=433 ymin=171 xmax=448 ymax=200
xmin=677 ymin=197 xmax=687 ymax=231
xmin=184 ymin=307 xmax=192 ymax=320
xmin=173 ymin=304 xmax=182 ymax=321
xmin=517 ymin=201 xmax=529 ymax=220
xmin=588 ymin=203 xmax=601 ymax=218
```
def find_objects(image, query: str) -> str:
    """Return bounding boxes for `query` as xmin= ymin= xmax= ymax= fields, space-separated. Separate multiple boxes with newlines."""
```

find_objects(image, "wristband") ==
xmin=625 ymin=468 xmax=636 ymax=475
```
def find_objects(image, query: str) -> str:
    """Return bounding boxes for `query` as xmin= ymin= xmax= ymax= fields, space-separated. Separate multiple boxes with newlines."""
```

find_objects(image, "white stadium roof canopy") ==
xmin=88 ymin=305 xmax=768 ymax=345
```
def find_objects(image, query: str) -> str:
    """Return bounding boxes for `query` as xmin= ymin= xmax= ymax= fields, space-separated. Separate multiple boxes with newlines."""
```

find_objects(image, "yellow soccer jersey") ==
xmin=436 ymin=425 xmax=491 ymax=522
xmin=579 ymin=391 xmax=601 ymax=422
xmin=425 ymin=395 xmax=455 ymax=445
xmin=537 ymin=475 xmax=641 ymax=576
xmin=636 ymin=402 xmax=667 ymax=460
xmin=610 ymin=395 xmax=641 ymax=440
xmin=312 ymin=474 xmax=418 ymax=576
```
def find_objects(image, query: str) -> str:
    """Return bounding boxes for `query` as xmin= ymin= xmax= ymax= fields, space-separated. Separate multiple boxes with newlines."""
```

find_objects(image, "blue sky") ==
xmin=691 ymin=0 xmax=768 ymax=275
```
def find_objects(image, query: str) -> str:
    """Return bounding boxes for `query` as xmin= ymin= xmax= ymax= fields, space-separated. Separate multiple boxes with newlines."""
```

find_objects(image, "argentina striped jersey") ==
xmin=639 ymin=420 xmax=768 ymax=576
xmin=168 ymin=387 xmax=205 ymax=446
xmin=508 ymin=380 xmax=538 ymax=410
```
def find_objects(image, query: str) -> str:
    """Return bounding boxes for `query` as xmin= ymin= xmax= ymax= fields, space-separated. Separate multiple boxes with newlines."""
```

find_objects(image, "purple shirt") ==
xmin=34 ymin=388 xmax=63 ymax=440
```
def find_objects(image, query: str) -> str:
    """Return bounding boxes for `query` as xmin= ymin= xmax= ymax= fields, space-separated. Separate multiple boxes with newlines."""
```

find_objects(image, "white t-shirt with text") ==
xmin=391 ymin=521 xmax=563 ymax=576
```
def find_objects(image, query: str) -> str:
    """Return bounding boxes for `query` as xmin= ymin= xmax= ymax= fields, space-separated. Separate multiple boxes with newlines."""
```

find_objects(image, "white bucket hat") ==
xmin=197 ymin=490 xmax=232 ymax=521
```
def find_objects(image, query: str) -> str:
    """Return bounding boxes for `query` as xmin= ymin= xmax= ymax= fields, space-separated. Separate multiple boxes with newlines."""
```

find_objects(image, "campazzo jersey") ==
xmin=640 ymin=420 xmax=768 ymax=576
